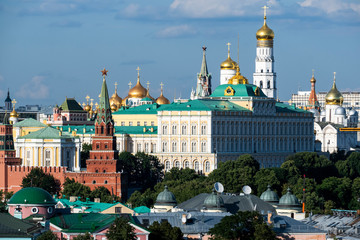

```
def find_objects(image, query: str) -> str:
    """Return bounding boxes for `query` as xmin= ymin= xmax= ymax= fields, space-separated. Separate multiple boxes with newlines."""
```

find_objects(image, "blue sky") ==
xmin=0 ymin=0 xmax=359 ymax=106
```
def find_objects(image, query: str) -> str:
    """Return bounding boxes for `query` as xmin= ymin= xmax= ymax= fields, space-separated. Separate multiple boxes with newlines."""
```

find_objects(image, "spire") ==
xmin=262 ymin=5 xmax=269 ymax=24
xmin=308 ymin=70 xmax=319 ymax=109
xmin=97 ymin=68 xmax=113 ymax=125
xmin=226 ymin=42 xmax=231 ymax=58
xmin=3 ymin=111 xmax=9 ymax=125
xmin=200 ymin=46 xmax=209 ymax=76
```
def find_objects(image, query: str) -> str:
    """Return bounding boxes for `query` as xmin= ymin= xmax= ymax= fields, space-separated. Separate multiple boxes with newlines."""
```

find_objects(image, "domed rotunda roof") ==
xmin=260 ymin=185 xmax=279 ymax=203
xmin=203 ymin=189 xmax=225 ymax=210
xmin=8 ymin=187 xmax=56 ymax=206
xmin=278 ymin=188 xmax=300 ymax=208
xmin=155 ymin=186 xmax=177 ymax=206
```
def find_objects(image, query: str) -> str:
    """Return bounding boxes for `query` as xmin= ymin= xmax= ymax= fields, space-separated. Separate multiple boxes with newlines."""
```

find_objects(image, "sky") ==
xmin=0 ymin=0 xmax=359 ymax=107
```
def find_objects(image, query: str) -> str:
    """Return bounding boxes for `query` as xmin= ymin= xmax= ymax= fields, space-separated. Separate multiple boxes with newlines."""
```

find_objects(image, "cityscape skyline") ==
xmin=0 ymin=0 xmax=359 ymax=106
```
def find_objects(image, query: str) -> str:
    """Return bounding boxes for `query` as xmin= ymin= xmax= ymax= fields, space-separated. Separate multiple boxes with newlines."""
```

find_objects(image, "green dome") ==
xmin=203 ymin=189 xmax=225 ymax=210
xmin=155 ymin=186 xmax=177 ymax=206
xmin=8 ymin=187 xmax=56 ymax=205
xmin=210 ymin=84 xmax=267 ymax=98
xmin=278 ymin=188 xmax=300 ymax=207
xmin=260 ymin=185 xmax=279 ymax=203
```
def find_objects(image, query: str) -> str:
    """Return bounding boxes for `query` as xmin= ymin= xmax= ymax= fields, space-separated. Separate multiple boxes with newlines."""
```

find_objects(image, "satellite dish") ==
xmin=214 ymin=182 xmax=224 ymax=193
xmin=242 ymin=185 xmax=252 ymax=195
xmin=186 ymin=213 xmax=192 ymax=219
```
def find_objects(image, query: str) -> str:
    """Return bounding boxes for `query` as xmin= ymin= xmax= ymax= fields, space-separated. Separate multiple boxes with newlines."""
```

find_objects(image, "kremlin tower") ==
xmin=191 ymin=46 xmax=212 ymax=99
xmin=253 ymin=6 xmax=277 ymax=99
xmin=308 ymin=71 xmax=320 ymax=110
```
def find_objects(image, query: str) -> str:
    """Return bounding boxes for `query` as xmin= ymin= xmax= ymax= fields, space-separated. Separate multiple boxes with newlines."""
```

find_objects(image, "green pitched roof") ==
xmin=60 ymin=98 xmax=85 ymax=111
xmin=210 ymin=84 xmax=267 ymax=98
xmin=115 ymin=126 xmax=157 ymax=135
xmin=133 ymin=206 xmax=150 ymax=214
xmin=160 ymin=99 xmax=250 ymax=112
xmin=55 ymin=198 xmax=130 ymax=213
xmin=113 ymin=103 xmax=165 ymax=115
xmin=0 ymin=213 xmax=43 ymax=238
xmin=18 ymin=126 xmax=75 ymax=139
xmin=141 ymin=97 xmax=153 ymax=102
xmin=13 ymin=118 xmax=47 ymax=128
xmin=8 ymin=187 xmax=56 ymax=205
xmin=96 ymin=77 xmax=113 ymax=125
xmin=275 ymin=102 xmax=309 ymax=113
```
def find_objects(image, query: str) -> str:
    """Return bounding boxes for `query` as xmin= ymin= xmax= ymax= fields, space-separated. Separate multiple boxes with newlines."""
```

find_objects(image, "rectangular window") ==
xmin=151 ymin=121 xmax=155 ymax=126
xmin=121 ymin=122 xmax=125 ymax=126
xmin=129 ymin=122 xmax=133 ymax=126
xmin=144 ymin=121 xmax=147 ymax=126
xmin=115 ymin=207 xmax=121 ymax=213
xmin=137 ymin=121 xmax=140 ymax=126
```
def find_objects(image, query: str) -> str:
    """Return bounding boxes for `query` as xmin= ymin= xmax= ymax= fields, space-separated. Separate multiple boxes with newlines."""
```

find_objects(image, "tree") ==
xmin=106 ymin=217 xmax=137 ymax=240
xmin=62 ymin=178 xmax=91 ymax=200
xmin=209 ymin=154 xmax=260 ymax=193
xmin=254 ymin=169 xmax=281 ymax=196
xmin=37 ymin=230 xmax=58 ymax=240
xmin=80 ymin=143 xmax=92 ymax=168
xmin=90 ymin=186 xmax=115 ymax=203
xmin=209 ymin=211 xmax=278 ymax=240
xmin=73 ymin=232 xmax=93 ymax=240
xmin=0 ymin=190 xmax=13 ymax=213
xmin=316 ymin=177 xmax=352 ymax=209
xmin=149 ymin=221 xmax=183 ymax=240
xmin=22 ymin=167 xmax=60 ymax=195
xmin=347 ymin=152 xmax=360 ymax=178
xmin=164 ymin=167 xmax=199 ymax=182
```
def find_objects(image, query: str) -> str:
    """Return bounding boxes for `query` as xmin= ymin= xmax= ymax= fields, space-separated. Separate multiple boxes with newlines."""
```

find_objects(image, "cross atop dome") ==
xmin=262 ymin=5 xmax=269 ymax=20
xmin=226 ymin=42 xmax=231 ymax=57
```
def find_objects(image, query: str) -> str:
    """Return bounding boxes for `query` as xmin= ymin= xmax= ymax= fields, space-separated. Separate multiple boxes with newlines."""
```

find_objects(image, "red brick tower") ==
xmin=0 ymin=112 xmax=22 ymax=193
xmin=308 ymin=70 xmax=320 ymax=110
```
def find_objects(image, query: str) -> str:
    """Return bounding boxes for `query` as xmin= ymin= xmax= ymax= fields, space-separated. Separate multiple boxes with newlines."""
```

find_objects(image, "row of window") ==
xmin=162 ymin=125 xmax=207 ymax=135
xmin=161 ymin=141 xmax=207 ymax=153
xmin=120 ymin=121 xmax=155 ymax=126
xmin=164 ymin=160 xmax=211 ymax=172
xmin=86 ymin=180 xmax=108 ymax=184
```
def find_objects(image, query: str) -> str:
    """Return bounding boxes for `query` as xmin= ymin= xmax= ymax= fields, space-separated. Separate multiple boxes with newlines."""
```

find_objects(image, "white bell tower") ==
xmin=253 ymin=6 xmax=277 ymax=99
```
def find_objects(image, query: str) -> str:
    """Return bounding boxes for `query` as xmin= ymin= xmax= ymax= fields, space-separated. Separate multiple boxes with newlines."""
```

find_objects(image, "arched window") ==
xmin=137 ymin=143 xmax=141 ymax=152
xmin=260 ymin=81 xmax=263 ymax=88
xmin=181 ymin=142 xmax=187 ymax=152
xmin=184 ymin=161 xmax=189 ymax=168
xmin=174 ymin=161 xmax=180 ymax=169
xmin=162 ymin=125 xmax=168 ymax=134
xmin=194 ymin=161 xmax=199 ymax=171
xmin=172 ymin=142 xmax=177 ymax=152
xmin=191 ymin=125 xmax=197 ymax=135
xmin=205 ymin=161 xmax=210 ymax=172
xmin=101 ymin=126 xmax=104 ymax=134
xmin=191 ymin=142 xmax=197 ymax=152
xmin=165 ymin=161 xmax=170 ymax=170
xmin=267 ymin=81 xmax=271 ymax=88
xmin=182 ymin=125 xmax=187 ymax=135
xmin=162 ymin=142 xmax=168 ymax=152
xmin=201 ymin=142 xmax=206 ymax=152
xmin=201 ymin=125 xmax=206 ymax=135
xmin=92 ymin=180 xmax=96 ymax=184
xmin=26 ymin=150 xmax=31 ymax=166
xmin=104 ymin=180 xmax=108 ymax=184
xmin=172 ymin=125 xmax=177 ymax=135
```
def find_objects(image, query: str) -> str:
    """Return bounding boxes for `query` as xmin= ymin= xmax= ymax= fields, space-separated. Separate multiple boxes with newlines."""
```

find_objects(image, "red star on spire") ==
xmin=101 ymin=68 xmax=108 ymax=76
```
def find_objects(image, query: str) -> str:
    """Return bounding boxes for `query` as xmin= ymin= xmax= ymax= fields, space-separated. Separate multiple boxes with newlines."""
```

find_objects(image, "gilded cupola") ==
xmin=256 ymin=6 xmax=274 ymax=41
xmin=109 ymin=82 xmax=122 ymax=110
xmin=128 ymin=67 xmax=147 ymax=99
xmin=156 ymin=82 xmax=170 ymax=105
xmin=325 ymin=72 xmax=343 ymax=105
xmin=220 ymin=43 xmax=238 ymax=70
xmin=228 ymin=65 xmax=249 ymax=85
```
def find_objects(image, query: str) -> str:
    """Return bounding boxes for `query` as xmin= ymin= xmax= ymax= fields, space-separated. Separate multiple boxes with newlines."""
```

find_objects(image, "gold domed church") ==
xmin=37 ymin=7 xmax=314 ymax=175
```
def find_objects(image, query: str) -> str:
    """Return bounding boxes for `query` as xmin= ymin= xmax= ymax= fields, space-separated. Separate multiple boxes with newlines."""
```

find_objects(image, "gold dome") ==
xmin=228 ymin=66 xmax=248 ymax=85
xmin=110 ymin=103 xmax=117 ymax=112
xmin=220 ymin=43 xmax=238 ymax=70
xmin=310 ymin=76 xmax=316 ymax=83
xmin=10 ymin=109 xmax=18 ymax=118
xmin=256 ymin=8 xmax=274 ymax=40
xmin=156 ymin=83 xmax=170 ymax=105
xmin=84 ymin=104 xmax=91 ymax=112
xmin=325 ymin=73 xmax=343 ymax=105
xmin=128 ymin=68 xmax=147 ymax=98
xmin=109 ymin=82 xmax=122 ymax=109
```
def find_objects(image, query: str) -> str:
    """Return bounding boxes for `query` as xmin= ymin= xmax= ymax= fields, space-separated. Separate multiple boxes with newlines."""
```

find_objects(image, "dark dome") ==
xmin=203 ymin=189 xmax=225 ymax=210
xmin=155 ymin=186 xmax=177 ymax=206
xmin=260 ymin=185 xmax=279 ymax=203
xmin=278 ymin=188 xmax=300 ymax=208
xmin=8 ymin=187 xmax=56 ymax=205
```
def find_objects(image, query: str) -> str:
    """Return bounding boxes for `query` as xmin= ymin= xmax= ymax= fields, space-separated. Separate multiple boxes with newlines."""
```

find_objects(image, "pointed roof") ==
xmin=200 ymin=46 xmax=209 ymax=77
xmin=3 ymin=111 xmax=9 ymax=125
xmin=5 ymin=89 xmax=11 ymax=102
xmin=13 ymin=118 xmax=47 ymax=128
xmin=60 ymin=98 xmax=85 ymax=112
xmin=96 ymin=72 xmax=113 ymax=125
xmin=308 ymin=72 xmax=320 ymax=109
xmin=18 ymin=126 xmax=74 ymax=139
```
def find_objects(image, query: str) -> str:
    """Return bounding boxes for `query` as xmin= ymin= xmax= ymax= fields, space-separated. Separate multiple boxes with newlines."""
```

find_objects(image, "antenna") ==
xmin=242 ymin=185 xmax=252 ymax=195
xmin=214 ymin=182 xmax=224 ymax=193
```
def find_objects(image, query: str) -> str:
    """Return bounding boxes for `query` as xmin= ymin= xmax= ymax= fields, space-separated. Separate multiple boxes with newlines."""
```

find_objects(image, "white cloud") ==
xmin=16 ymin=76 xmax=49 ymax=99
xmin=156 ymin=24 xmax=197 ymax=38
xmin=298 ymin=0 xmax=360 ymax=15
xmin=169 ymin=0 xmax=279 ymax=18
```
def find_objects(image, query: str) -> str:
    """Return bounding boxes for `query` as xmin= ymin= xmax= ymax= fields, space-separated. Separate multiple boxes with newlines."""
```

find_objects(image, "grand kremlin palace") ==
xmin=12 ymin=10 xmax=314 ymax=174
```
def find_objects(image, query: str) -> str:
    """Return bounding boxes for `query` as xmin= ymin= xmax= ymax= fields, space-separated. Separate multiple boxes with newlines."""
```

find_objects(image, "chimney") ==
xmin=69 ymin=196 xmax=77 ymax=202
xmin=267 ymin=212 xmax=273 ymax=224
xmin=94 ymin=198 xmax=100 ymax=203
xmin=181 ymin=214 xmax=187 ymax=224
xmin=59 ymin=131 xmax=62 ymax=136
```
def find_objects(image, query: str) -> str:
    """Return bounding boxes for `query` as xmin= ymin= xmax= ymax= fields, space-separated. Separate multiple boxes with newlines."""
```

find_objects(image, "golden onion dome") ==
xmin=228 ymin=66 xmax=249 ymax=85
xmin=110 ymin=103 xmax=117 ymax=112
xmin=256 ymin=17 xmax=274 ymax=40
xmin=109 ymin=82 xmax=122 ymax=108
xmin=128 ymin=70 xmax=147 ymax=98
xmin=156 ymin=83 xmax=170 ymax=105
xmin=310 ymin=76 xmax=316 ymax=83
xmin=325 ymin=74 xmax=343 ymax=105
xmin=220 ymin=56 xmax=238 ymax=70
xmin=84 ymin=104 xmax=91 ymax=112
xmin=10 ymin=109 xmax=18 ymax=118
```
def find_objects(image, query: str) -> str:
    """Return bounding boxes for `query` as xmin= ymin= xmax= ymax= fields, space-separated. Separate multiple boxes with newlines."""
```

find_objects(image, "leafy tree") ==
xmin=0 ymin=190 xmax=13 ymax=213
xmin=347 ymin=152 xmax=360 ymax=178
xmin=119 ymin=151 xmax=164 ymax=190
xmin=209 ymin=154 xmax=259 ymax=193
xmin=106 ymin=217 xmax=136 ymax=240
xmin=127 ymin=189 xmax=156 ymax=208
xmin=316 ymin=177 xmax=352 ymax=209
xmin=330 ymin=150 xmax=346 ymax=163
xmin=209 ymin=211 xmax=278 ymax=240
xmin=254 ymin=169 xmax=281 ymax=196
xmin=148 ymin=221 xmax=183 ymax=240
xmin=335 ymin=160 xmax=352 ymax=178
xmin=73 ymin=232 xmax=93 ymax=240
xmin=22 ymin=167 xmax=61 ymax=195
xmin=80 ymin=143 xmax=92 ymax=168
xmin=164 ymin=167 xmax=199 ymax=182
xmin=62 ymin=178 xmax=91 ymax=200
xmin=90 ymin=186 xmax=116 ymax=203
xmin=324 ymin=200 xmax=336 ymax=214
xmin=37 ymin=230 xmax=58 ymax=240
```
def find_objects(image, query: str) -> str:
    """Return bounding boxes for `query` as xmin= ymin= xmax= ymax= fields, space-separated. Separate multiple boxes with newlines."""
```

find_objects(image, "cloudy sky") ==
xmin=0 ymin=0 xmax=359 ymax=106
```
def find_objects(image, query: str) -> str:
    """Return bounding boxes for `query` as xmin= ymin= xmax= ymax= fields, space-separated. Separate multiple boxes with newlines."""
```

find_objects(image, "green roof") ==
xmin=260 ymin=185 xmax=279 ymax=203
xmin=115 ymin=126 xmax=157 ymax=135
xmin=18 ymin=126 xmax=76 ymax=139
xmin=141 ymin=97 xmax=153 ymax=102
xmin=210 ymin=84 xmax=267 ymax=98
xmin=0 ymin=213 xmax=43 ymax=238
xmin=278 ymin=188 xmax=300 ymax=207
xmin=8 ymin=187 xmax=57 ymax=205
xmin=13 ymin=118 xmax=47 ymax=128
xmin=155 ymin=186 xmax=177 ymax=206
xmin=133 ymin=206 xmax=150 ymax=214
xmin=50 ymin=213 xmax=126 ymax=233
xmin=275 ymin=102 xmax=309 ymax=113
xmin=160 ymin=99 xmax=250 ymax=112
xmin=57 ymin=125 xmax=95 ymax=134
xmin=60 ymin=98 xmax=85 ymax=112
xmin=113 ymin=103 xmax=165 ymax=115
xmin=55 ymin=198 xmax=131 ymax=213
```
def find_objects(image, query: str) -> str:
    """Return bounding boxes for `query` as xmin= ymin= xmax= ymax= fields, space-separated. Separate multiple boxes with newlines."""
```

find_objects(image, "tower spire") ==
xmin=226 ymin=43 xmax=231 ymax=58
xmin=262 ymin=5 xmax=269 ymax=23
xmin=96 ymin=68 xmax=113 ymax=127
